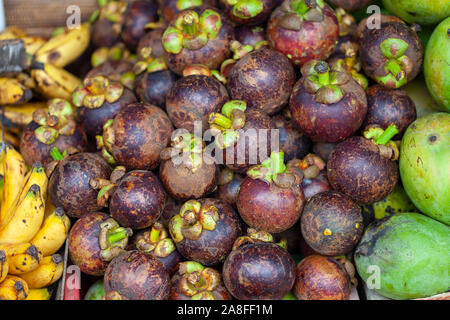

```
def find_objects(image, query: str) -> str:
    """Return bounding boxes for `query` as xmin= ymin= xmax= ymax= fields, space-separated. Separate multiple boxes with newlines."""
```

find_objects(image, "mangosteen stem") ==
xmin=271 ymin=151 xmax=287 ymax=176
xmin=50 ymin=147 xmax=65 ymax=161
xmin=209 ymin=113 xmax=232 ymax=129
xmin=179 ymin=261 xmax=205 ymax=275
xmin=374 ymin=124 xmax=399 ymax=145
xmin=150 ymin=225 xmax=162 ymax=243
xmin=182 ymin=12 xmax=198 ymax=36
xmin=108 ymin=227 xmax=131 ymax=245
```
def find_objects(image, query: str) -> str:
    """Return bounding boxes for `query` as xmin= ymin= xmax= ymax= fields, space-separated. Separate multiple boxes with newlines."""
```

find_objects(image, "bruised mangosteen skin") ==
xmin=104 ymin=250 xmax=171 ymax=300
xmin=328 ymin=0 xmax=373 ymax=11
xmin=289 ymin=77 xmax=367 ymax=143
xmin=136 ymin=70 xmax=179 ymax=108
xmin=220 ymin=110 xmax=274 ymax=173
xmin=68 ymin=212 xmax=111 ymax=276
xmin=121 ymin=0 xmax=159 ymax=50
xmin=327 ymin=136 xmax=399 ymax=204
xmin=49 ymin=153 xmax=112 ymax=218
xmin=78 ymin=87 xmax=137 ymax=139
xmin=219 ymin=0 xmax=279 ymax=25
xmin=301 ymin=170 xmax=331 ymax=200
xmin=223 ymin=242 xmax=296 ymax=300
xmin=294 ymin=254 xmax=351 ymax=300
xmin=267 ymin=2 xmax=339 ymax=66
xmin=163 ymin=6 xmax=234 ymax=75
xmin=360 ymin=22 xmax=423 ymax=89
xmin=20 ymin=121 xmax=88 ymax=167
xmin=300 ymin=190 xmax=364 ymax=256
xmin=91 ymin=19 xmax=121 ymax=48
xmin=227 ymin=47 xmax=296 ymax=115
xmin=364 ymin=85 xmax=416 ymax=138
xmin=166 ymin=74 xmax=229 ymax=133
xmin=159 ymin=153 xmax=219 ymax=201
xmin=110 ymin=103 xmax=173 ymax=170
xmin=110 ymin=170 xmax=167 ymax=230
xmin=235 ymin=25 xmax=267 ymax=47
xmin=237 ymin=176 xmax=305 ymax=233
xmin=169 ymin=273 xmax=232 ymax=300
xmin=175 ymin=198 xmax=242 ymax=266
xmin=272 ymin=115 xmax=311 ymax=162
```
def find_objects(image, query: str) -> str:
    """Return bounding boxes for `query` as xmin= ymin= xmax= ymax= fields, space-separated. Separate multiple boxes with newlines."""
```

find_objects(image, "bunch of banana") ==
xmin=0 ymin=26 xmax=46 ymax=57
xmin=0 ymin=146 xmax=69 ymax=300
xmin=34 ymin=23 xmax=90 ymax=68
xmin=0 ymin=101 xmax=47 ymax=130
xmin=0 ymin=78 xmax=33 ymax=105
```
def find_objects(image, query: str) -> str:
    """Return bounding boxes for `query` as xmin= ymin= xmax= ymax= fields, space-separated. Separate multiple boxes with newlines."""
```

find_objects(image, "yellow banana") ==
xmin=31 ymin=207 xmax=70 ymax=256
xmin=0 ymin=184 xmax=45 ymax=244
xmin=35 ymin=23 xmax=90 ymax=68
xmin=19 ymin=254 xmax=63 ymax=289
xmin=0 ymin=27 xmax=27 ymax=39
xmin=31 ymin=63 xmax=81 ymax=100
xmin=7 ymin=244 xmax=43 ymax=275
xmin=0 ymin=78 xmax=33 ymax=105
xmin=0 ymin=249 xmax=8 ymax=282
xmin=0 ymin=145 xmax=28 ymax=228
xmin=25 ymin=287 xmax=52 ymax=300
xmin=0 ymin=275 xmax=29 ymax=300
xmin=44 ymin=196 xmax=56 ymax=220
xmin=0 ymin=27 xmax=45 ymax=56
xmin=0 ymin=102 xmax=47 ymax=129
xmin=0 ymin=243 xmax=33 ymax=256
xmin=17 ymin=161 xmax=48 ymax=208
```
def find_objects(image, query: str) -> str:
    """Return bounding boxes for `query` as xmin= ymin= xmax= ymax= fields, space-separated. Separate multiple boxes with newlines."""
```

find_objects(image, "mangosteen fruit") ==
xmin=235 ymin=25 xmax=267 ymax=46
xmin=48 ymin=152 xmax=112 ymax=218
xmin=360 ymin=21 xmax=423 ymax=89
xmin=236 ymin=151 xmax=306 ymax=233
xmin=91 ymin=167 xmax=167 ymax=230
xmin=97 ymin=102 xmax=173 ymax=170
xmin=86 ymin=58 xmax=136 ymax=90
xmin=294 ymin=254 xmax=351 ymax=300
xmin=158 ymin=196 xmax=182 ymax=228
xmin=137 ymin=28 xmax=166 ymax=60
xmin=289 ymin=60 xmax=367 ymax=143
xmin=90 ymin=1 xmax=127 ymax=48
xmin=327 ymin=124 xmax=400 ymax=204
xmin=104 ymin=250 xmax=171 ymax=300
xmin=162 ymin=6 xmax=234 ymax=75
xmin=267 ymin=0 xmax=339 ymax=66
xmin=169 ymin=261 xmax=232 ymax=300
xmin=215 ymin=167 xmax=244 ymax=209
xmin=166 ymin=65 xmax=229 ymax=133
xmin=300 ymin=190 xmax=364 ymax=256
xmin=20 ymin=99 xmax=88 ymax=167
xmin=159 ymin=134 xmax=218 ymax=200
xmin=328 ymin=0 xmax=373 ymax=11
xmin=72 ymin=76 xmax=137 ymax=139
xmin=128 ymin=222 xmax=184 ymax=276
xmin=312 ymin=141 xmax=336 ymax=162
xmin=287 ymin=153 xmax=331 ymax=200
xmin=355 ymin=13 xmax=404 ymax=44
xmin=272 ymin=114 xmax=311 ymax=162
xmin=136 ymin=69 xmax=179 ymax=109
xmin=363 ymin=85 xmax=416 ymax=138
xmin=219 ymin=0 xmax=279 ymax=25
xmin=160 ymin=0 xmax=217 ymax=22
xmin=68 ymin=212 xmax=133 ymax=276
xmin=273 ymin=225 xmax=301 ymax=254
xmin=121 ymin=0 xmax=159 ymax=50
xmin=209 ymin=100 xmax=275 ymax=173
xmin=222 ymin=229 xmax=296 ymax=299
xmin=169 ymin=198 xmax=242 ymax=266
xmin=227 ymin=45 xmax=295 ymax=115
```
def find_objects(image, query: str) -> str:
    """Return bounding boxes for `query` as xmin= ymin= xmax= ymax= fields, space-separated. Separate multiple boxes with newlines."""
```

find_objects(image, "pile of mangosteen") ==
xmin=27 ymin=0 xmax=431 ymax=300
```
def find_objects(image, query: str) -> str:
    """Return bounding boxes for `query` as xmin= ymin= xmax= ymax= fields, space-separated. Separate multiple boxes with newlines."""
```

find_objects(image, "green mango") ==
xmin=424 ymin=17 xmax=450 ymax=111
xmin=400 ymin=113 xmax=450 ymax=224
xmin=355 ymin=212 xmax=450 ymax=300
xmin=382 ymin=0 xmax=450 ymax=25
xmin=371 ymin=185 xmax=418 ymax=220
xmin=84 ymin=279 xmax=106 ymax=300
xmin=403 ymin=76 xmax=440 ymax=118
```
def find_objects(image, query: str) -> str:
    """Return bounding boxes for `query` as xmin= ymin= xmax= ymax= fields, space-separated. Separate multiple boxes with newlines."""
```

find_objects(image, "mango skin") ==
xmin=424 ymin=17 xmax=450 ymax=111
xmin=382 ymin=0 xmax=450 ymax=25
xmin=371 ymin=185 xmax=417 ymax=220
xmin=399 ymin=113 xmax=450 ymax=225
xmin=355 ymin=212 xmax=450 ymax=300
